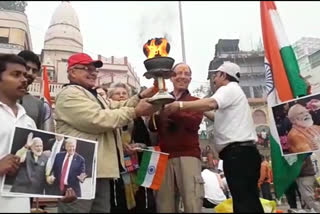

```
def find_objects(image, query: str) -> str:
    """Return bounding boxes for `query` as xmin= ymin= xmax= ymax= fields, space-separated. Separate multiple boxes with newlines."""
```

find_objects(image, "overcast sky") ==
xmin=25 ymin=1 xmax=320 ymax=92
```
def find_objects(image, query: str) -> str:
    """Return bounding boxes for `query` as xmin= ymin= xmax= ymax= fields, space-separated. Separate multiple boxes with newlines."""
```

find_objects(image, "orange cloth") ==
xmin=287 ymin=125 xmax=320 ymax=153
xmin=258 ymin=160 xmax=272 ymax=188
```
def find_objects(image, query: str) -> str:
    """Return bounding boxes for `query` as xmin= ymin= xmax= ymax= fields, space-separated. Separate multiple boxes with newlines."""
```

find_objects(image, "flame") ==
xmin=143 ymin=38 xmax=170 ymax=59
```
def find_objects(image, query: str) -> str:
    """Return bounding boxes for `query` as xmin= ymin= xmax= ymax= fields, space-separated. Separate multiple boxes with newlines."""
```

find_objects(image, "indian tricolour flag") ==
xmin=136 ymin=146 xmax=169 ymax=190
xmin=41 ymin=65 xmax=54 ymax=132
xmin=260 ymin=1 xmax=308 ymax=199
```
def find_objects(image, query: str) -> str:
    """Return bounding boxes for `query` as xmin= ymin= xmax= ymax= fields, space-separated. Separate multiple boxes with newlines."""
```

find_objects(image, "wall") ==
xmin=0 ymin=10 xmax=32 ymax=52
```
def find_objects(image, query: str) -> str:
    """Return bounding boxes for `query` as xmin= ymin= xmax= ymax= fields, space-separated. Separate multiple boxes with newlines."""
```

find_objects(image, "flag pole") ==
xmin=135 ymin=148 xmax=169 ymax=156
xmin=178 ymin=1 xmax=186 ymax=63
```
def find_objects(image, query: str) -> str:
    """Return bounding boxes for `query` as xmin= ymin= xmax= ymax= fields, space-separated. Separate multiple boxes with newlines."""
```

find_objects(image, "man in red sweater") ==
xmin=149 ymin=62 xmax=204 ymax=213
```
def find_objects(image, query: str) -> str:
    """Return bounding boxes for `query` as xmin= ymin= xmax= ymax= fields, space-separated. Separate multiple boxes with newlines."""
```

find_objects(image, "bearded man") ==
xmin=11 ymin=133 xmax=49 ymax=194
xmin=287 ymin=103 xmax=320 ymax=153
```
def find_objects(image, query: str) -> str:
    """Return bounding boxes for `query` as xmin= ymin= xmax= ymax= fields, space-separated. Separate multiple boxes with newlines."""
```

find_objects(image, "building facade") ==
xmin=97 ymin=55 xmax=140 ymax=93
xmin=0 ymin=9 xmax=32 ymax=54
xmin=25 ymin=1 xmax=140 ymax=102
xmin=293 ymin=37 xmax=320 ymax=94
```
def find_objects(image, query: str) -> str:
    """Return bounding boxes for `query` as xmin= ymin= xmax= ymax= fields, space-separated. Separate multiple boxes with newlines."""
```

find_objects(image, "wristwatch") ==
xmin=179 ymin=101 xmax=183 ymax=110
xmin=138 ymin=92 xmax=143 ymax=99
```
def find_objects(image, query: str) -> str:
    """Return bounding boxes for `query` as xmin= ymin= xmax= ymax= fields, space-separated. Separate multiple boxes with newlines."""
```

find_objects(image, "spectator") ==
xmin=258 ymin=155 xmax=273 ymax=200
xmin=149 ymin=62 xmax=204 ymax=213
xmin=164 ymin=61 xmax=263 ymax=212
xmin=54 ymin=53 xmax=158 ymax=213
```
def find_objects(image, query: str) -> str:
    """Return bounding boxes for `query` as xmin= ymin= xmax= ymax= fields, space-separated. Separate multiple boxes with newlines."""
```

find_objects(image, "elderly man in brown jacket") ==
xmin=54 ymin=53 xmax=158 ymax=213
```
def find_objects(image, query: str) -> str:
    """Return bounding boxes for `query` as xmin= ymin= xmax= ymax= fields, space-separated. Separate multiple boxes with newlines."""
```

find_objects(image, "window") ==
xmin=0 ymin=27 xmax=9 ymax=37
xmin=0 ymin=37 xmax=8 ymax=43
xmin=47 ymin=70 xmax=55 ymax=81
xmin=241 ymin=86 xmax=252 ymax=98
xmin=253 ymin=86 xmax=264 ymax=98
xmin=9 ymin=28 xmax=25 ymax=46
xmin=253 ymin=110 xmax=267 ymax=124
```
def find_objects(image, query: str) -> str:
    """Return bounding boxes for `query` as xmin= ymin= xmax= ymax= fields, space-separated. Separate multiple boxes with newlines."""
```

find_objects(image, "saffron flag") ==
xmin=136 ymin=146 xmax=169 ymax=190
xmin=41 ymin=66 xmax=55 ymax=132
xmin=260 ymin=1 xmax=308 ymax=198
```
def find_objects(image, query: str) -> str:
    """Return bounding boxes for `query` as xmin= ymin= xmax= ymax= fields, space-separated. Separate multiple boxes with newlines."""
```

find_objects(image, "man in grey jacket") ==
xmin=18 ymin=50 xmax=54 ymax=132
xmin=296 ymin=156 xmax=320 ymax=212
xmin=11 ymin=133 xmax=49 ymax=194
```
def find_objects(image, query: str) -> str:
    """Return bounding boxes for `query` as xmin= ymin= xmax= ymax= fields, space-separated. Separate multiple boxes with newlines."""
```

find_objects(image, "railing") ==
xmin=28 ymin=82 xmax=64 ymax=97
xmin=0 ymin=43 xmax=24 ymax=50
xmin=97 ymin=73 xmax=140 ymax=89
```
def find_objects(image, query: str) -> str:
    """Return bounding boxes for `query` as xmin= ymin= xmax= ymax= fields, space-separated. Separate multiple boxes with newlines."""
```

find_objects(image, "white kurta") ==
xmin=0 ymin=101 xmax=36 ymax=213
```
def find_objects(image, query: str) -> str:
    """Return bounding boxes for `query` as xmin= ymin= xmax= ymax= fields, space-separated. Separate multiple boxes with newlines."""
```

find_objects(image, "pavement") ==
xmin=40 ymin=198 xmax=292 ymax=213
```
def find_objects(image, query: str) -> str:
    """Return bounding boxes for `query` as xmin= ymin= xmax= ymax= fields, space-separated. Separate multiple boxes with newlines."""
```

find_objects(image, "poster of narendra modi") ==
xmin=272 ymin=93 xmax=320 ymax=156
xmin=1 ymin=126 xmax=97 ymax=200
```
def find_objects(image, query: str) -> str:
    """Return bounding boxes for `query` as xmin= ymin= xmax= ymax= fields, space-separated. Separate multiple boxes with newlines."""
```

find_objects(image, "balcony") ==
xmin=28 ymin=82 xmax=64 ymax=98
xmin=0 ymin=43 xmax=24 ymax=54
xmin=97 ymin=73 xmax=140 ymax=89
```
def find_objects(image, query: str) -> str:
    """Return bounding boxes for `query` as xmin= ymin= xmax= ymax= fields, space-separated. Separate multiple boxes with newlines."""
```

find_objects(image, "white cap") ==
xmin=210 ymin=61 xmax=240 ymax=81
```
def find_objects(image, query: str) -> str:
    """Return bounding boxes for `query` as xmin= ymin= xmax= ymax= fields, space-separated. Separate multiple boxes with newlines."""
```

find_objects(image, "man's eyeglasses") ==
xmin=72 ymin=65 xmax=97 ymax=73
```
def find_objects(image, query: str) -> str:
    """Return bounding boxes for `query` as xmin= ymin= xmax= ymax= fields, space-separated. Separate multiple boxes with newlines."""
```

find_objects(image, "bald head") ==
xmin=172 ymin=62 xmax=192 ymax=74
xmin=170 ymin=62 xmax=192 ymax=91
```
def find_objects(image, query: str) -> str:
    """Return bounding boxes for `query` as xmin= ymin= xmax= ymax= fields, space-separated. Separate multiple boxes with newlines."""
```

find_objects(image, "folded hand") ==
xmin=46 ymin=175 xmax=55 ymax=185
xmin=60 ymin=188 xmax=77 ymax=203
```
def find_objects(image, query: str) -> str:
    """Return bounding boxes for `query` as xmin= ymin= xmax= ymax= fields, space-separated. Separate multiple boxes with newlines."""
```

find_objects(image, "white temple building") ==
xmin=25 ymin=1 xmax=141 ymax=102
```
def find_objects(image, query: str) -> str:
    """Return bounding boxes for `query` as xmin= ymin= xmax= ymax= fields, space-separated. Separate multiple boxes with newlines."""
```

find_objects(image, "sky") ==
xmin=25 ymin=1 xmax=320 ymax=93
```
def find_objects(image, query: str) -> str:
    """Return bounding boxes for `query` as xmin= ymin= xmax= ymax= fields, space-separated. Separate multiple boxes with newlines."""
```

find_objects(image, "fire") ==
xmin=143 ymin=38 xmax=170 ymax=59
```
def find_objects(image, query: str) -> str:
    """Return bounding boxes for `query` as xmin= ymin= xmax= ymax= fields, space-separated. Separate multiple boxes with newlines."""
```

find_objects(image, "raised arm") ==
xmin=56 ymin=90 xmax=137 ymax=134
xmin=164 ymin=98 xmax=218 ymax=115
xmin=16 ymin=132 xmax=34 ymax=163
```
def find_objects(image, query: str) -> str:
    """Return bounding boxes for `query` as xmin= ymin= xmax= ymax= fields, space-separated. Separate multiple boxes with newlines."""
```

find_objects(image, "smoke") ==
xmin=136 ymin=2 xmax=178 ymax=53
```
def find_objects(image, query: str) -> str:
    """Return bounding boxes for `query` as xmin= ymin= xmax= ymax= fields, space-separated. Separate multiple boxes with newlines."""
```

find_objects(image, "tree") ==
xmin=0 ymin=1 xmax=27 ymax=13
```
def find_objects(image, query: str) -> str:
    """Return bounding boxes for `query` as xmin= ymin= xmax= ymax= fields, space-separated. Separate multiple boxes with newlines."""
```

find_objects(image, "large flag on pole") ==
xmin=41 ymin=66 xmax=54 ymax=132
xmin=136 ymin=146 xmax=169 ymax=190
xmin=260 ymin=1 xmax=308 ymax=199
xmin=42 ymin=65 xmax=52 ymax=106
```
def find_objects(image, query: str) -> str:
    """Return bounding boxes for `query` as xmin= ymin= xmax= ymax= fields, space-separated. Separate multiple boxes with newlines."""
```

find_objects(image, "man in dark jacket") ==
xmin=11 ymin=134 xmax=49 ymax=194
xmin=149 ymin=62 xmax=204 ymax=213
xmin=47 ymin=138 xmax=86 ymax=197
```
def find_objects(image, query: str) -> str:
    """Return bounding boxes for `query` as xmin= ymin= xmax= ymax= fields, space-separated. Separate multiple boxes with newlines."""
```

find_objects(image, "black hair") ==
xmin=0 ymin=54 xmax=27 ymax=79
xmin=18 ymin=50 xmax=41 ymax=70
xmin=225 ymin=73 xmax=240 ymax=83
xmin=172 ymin=62 xmax=192 ymax=74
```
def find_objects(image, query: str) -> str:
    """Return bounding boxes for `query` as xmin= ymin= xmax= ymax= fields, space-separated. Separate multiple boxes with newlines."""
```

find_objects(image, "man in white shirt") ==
xmin=44 ymin=135 xmax=65 ymax=195
xmin=164 ymin=61 xmax=263 ymax=212
xmin=0 ymin=55 xmax=76 ymax=212
xmin=201 ymin=168 xmax=226 ymax=208
xmin=0 ymin=54 xmax=36 ymax=212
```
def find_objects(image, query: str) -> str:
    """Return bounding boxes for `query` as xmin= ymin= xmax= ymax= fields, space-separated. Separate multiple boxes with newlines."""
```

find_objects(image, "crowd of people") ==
xmin=1 ymin=49 xmax=320 ymax=213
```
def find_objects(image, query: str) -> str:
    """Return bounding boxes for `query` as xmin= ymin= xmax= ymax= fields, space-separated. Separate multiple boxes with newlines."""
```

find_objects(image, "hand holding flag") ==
xmin=136 ymin=146 xmax=169 ymax=190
